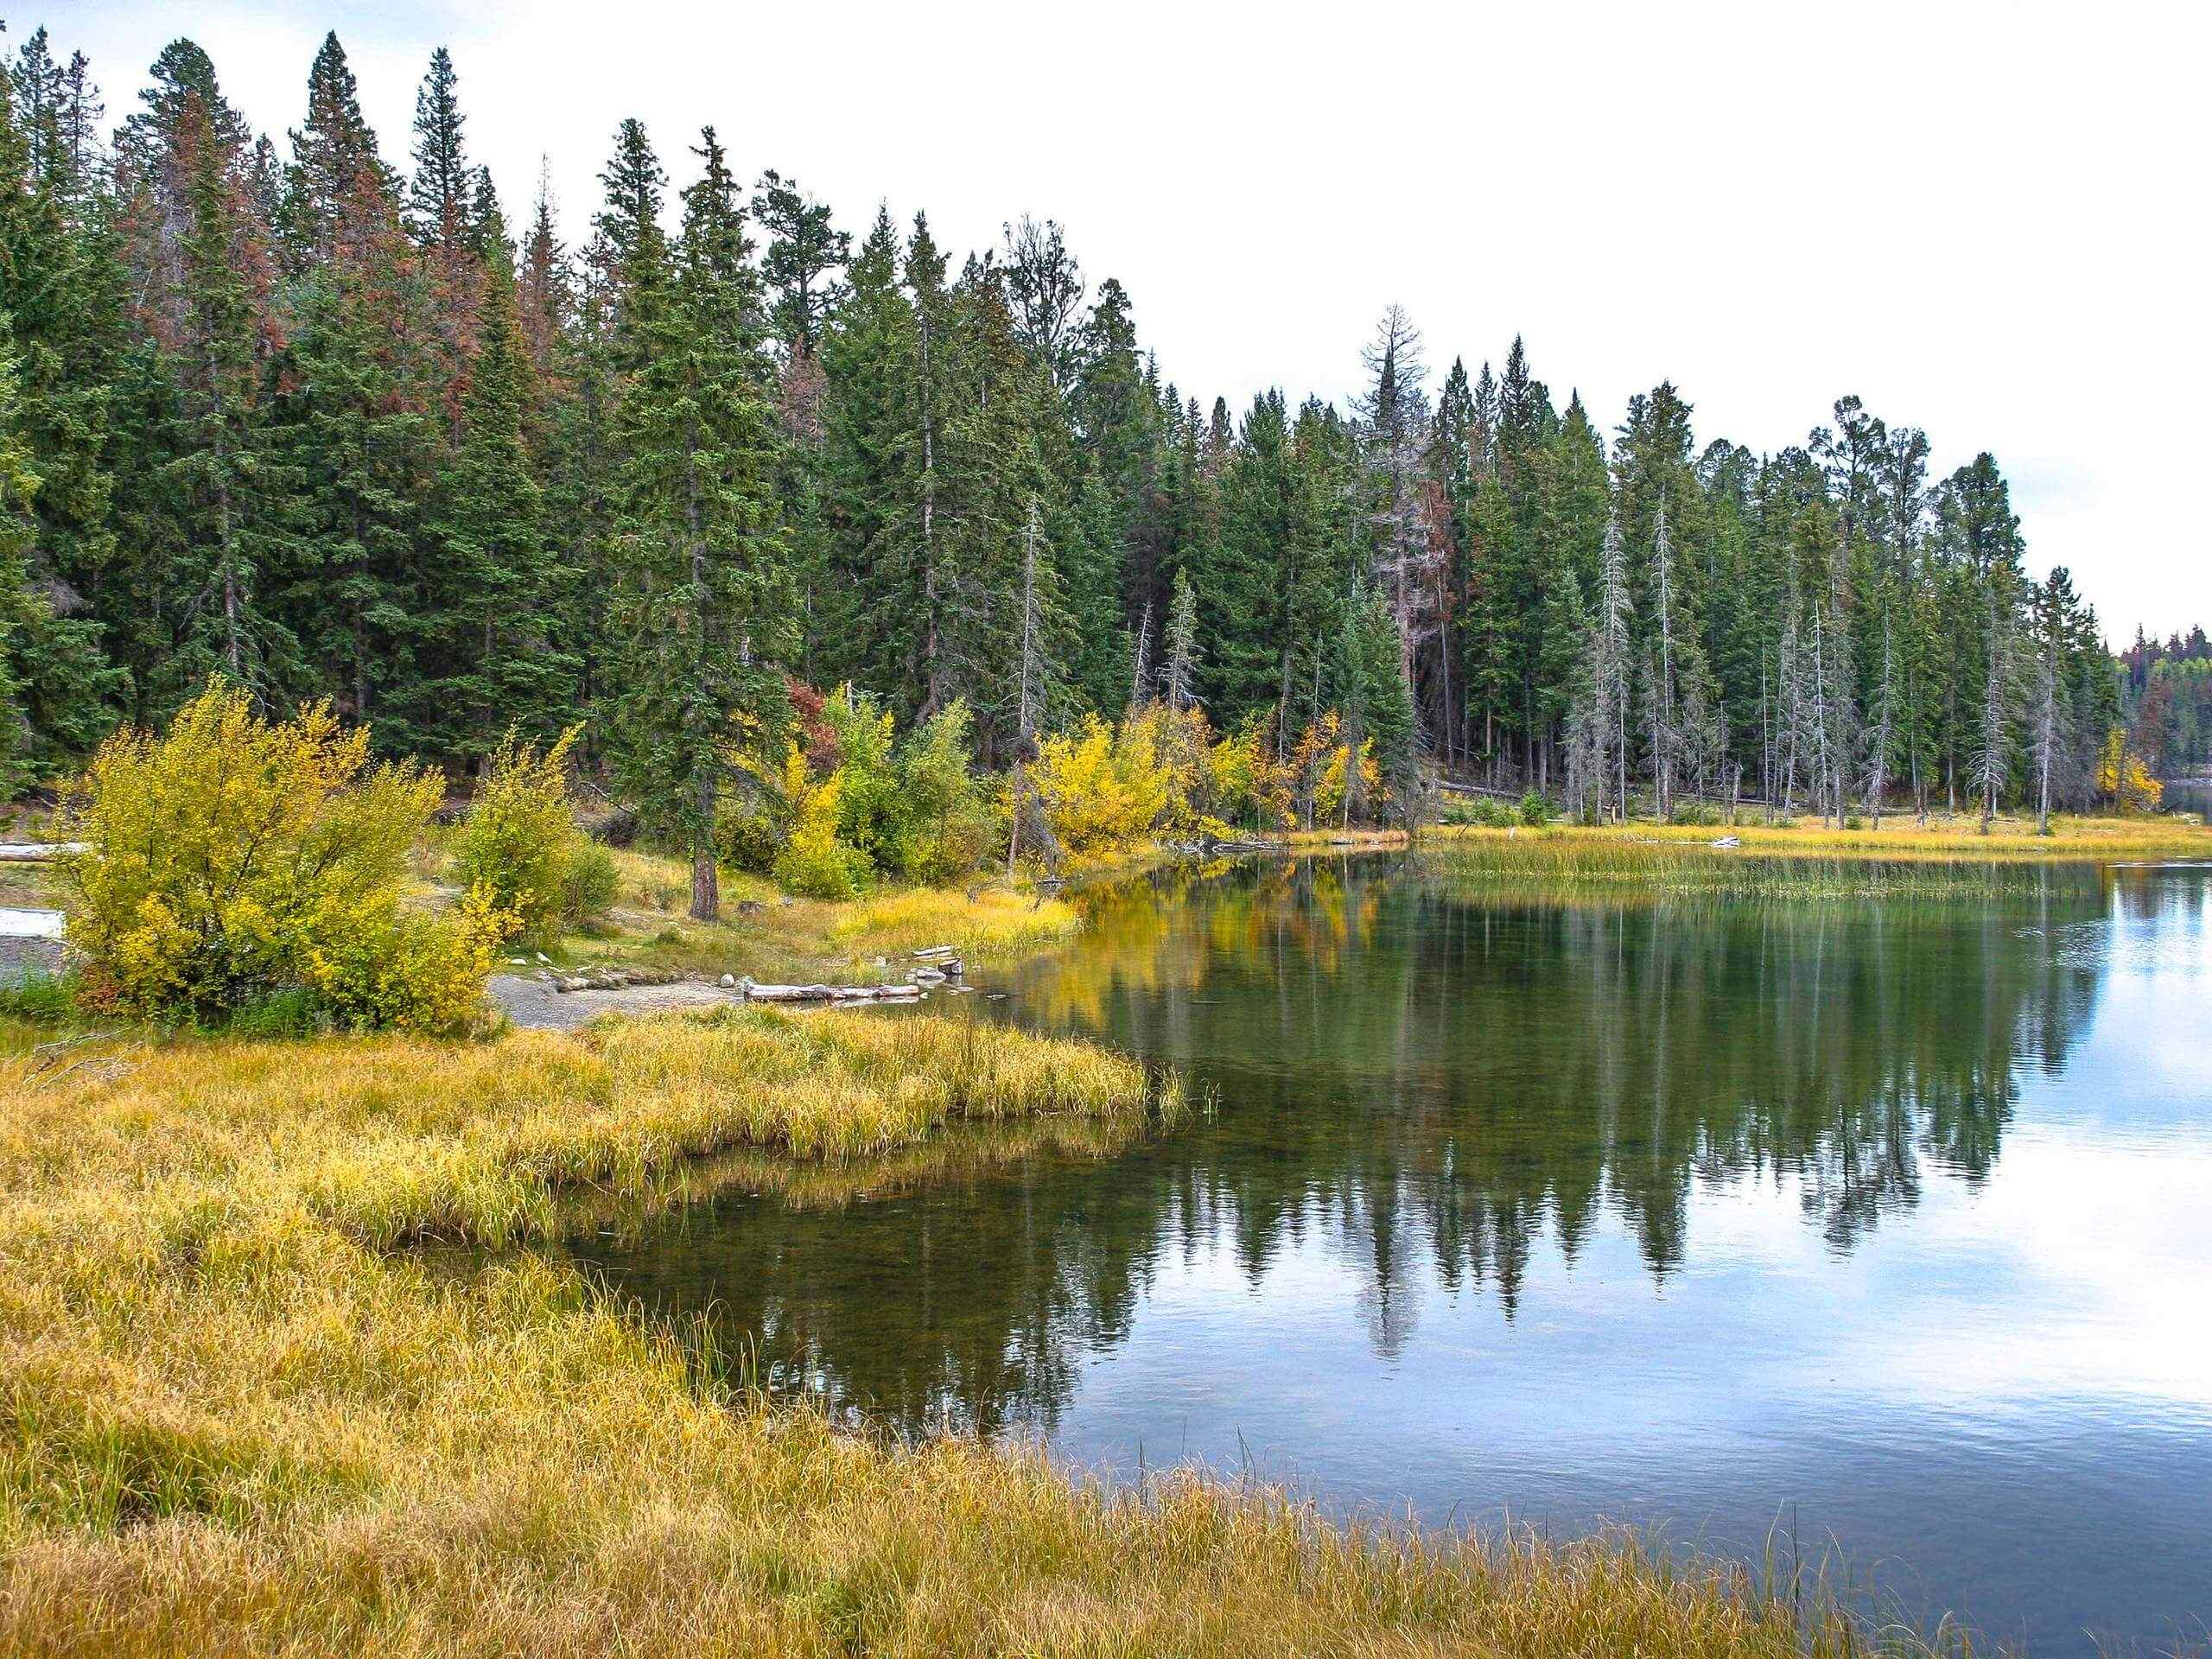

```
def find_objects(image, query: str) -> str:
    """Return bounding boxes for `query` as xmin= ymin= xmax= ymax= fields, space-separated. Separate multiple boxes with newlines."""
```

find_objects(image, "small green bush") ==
xmin=1442 ymin=797 xmax=1519 ymax=829
xmin=893 ymin=702 xmax=997 ymax=882
xmin=561 ymin=840 xmax=619 ymax=925
xmin=225 ymin=987 xmax=328 ymax=1039
xmin=454 ymin=728 xmax=588 ymax=946
xmin=1518 ymin=791 xmax=1549 ymax=826
xmin=0 ymin=969 xmax=75 ymax=1023
xmin=715 ymin=802 xmax=782 ymax=875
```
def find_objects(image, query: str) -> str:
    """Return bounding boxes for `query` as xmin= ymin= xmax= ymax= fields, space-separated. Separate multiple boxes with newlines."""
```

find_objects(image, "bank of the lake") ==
xmin=531 ymin=812 xmax=2212 ymax=989
xmin=0 ymin=1006 xmax=1902 ymax=1659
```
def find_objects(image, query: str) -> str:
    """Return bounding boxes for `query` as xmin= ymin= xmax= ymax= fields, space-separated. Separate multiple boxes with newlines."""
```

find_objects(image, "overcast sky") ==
xmin=39 ymin=0 xmax=2211 ymax=643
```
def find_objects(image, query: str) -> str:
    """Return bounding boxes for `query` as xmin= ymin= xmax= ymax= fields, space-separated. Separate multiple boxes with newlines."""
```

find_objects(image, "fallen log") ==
xmin=742 ymin=978 xmax=925 ymax=1004
xmin=741 ymin=980 xmax=842 ymax=1002
xmin=0 ymin=842 xmax=86 ymax=862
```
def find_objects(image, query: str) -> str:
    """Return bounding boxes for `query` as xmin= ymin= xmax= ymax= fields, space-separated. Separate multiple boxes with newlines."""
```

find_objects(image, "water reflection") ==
xmin=565 ymin=862 xmax=2212 ymax=1653
xmin=572 ymin=858 xmax=2129 ymax=1431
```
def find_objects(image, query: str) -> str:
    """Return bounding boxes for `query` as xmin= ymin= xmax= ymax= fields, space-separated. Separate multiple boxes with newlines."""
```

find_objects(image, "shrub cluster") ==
xmin=453 ymin=728 xmax=613 ymax=944
xmin=57 ymin=682 xmax=509 ymax=1032
xmin=1032 ymin=705 xmax=1397 ymax=857
xmin=721 ymin=693 xmax=998 ymax=899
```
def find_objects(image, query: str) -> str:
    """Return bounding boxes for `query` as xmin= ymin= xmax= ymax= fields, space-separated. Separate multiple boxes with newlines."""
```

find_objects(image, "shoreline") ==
xmin=0 ymin=1007 xmax=1887 ymax=1657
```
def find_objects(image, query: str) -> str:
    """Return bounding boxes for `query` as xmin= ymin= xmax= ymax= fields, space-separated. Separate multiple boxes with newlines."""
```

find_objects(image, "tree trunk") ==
xmin=690 ymin=770 xmax=720 ymax=923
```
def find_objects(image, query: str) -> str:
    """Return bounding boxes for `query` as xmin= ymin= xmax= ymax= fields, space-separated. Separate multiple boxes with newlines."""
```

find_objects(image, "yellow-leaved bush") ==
xmin=57 ymin=680 xmax=508 ymax=1031
xmin=769 ymin=742 xmax=872 ymax=899
xmin=1032 ymin=714 xmax=1172 ymax=857
xmin=2097 ymin=728 xmax=2164 ymax=815
xmin=1204 ymin=713 xmax=1295 ymax=832
xmin=453 ymin=726 xmax=610 ymax=944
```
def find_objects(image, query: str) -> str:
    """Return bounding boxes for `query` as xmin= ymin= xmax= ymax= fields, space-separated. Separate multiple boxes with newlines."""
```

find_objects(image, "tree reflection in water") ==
xmin=567 ymin=855 xmax=2116 ymax=1439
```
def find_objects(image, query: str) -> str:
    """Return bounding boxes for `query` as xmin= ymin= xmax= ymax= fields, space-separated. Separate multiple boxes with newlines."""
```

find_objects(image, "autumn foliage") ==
xmin=57 ymin=681 xmax=505 ymax=1030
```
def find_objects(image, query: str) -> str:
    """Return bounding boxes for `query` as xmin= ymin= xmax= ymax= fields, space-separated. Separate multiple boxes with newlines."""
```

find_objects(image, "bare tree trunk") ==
xmin=918 ymin=294 xmax=942 ymax=717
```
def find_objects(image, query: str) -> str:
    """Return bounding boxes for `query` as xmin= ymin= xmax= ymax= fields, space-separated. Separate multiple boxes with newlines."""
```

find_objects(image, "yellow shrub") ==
xmin=454 ymin=727 xmax=590 ymax=944
xmin=56 ymin=680 xmax=491 ymax=1030
xmin=1311 ymin=735 xmax=1376 ymax=827
xmin=1033 ymin=714 xmax=1171 ymax=856
xmin=1206 ymin=716 xmax=1293 ymax=830
xmin=2097 ymin=728 xmax=2164 ymax=814
xmin=1124 ymin=703 xmax=1214 ymax=833
xmin=771 ymin=744 xmax=871 ymax=899
xmin=304 ymin=883 xmax=512 ymax=1033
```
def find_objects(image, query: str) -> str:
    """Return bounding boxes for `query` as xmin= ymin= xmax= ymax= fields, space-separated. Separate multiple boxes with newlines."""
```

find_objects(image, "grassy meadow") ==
xmin=0 ymin=1004 xmax=1927 ymax=1659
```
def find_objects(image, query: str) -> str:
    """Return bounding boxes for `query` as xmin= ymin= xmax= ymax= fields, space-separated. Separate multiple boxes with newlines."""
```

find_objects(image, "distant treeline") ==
xmin=2120 ymin=626 xmax=2212 ymax=775
xmin=0 ymin=22 xmax=2189 ymax=842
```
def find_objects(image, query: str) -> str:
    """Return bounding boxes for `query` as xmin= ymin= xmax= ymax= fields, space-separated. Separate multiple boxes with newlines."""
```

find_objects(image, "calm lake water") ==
xmin=569 ymin=856 xmax=2212 ymax=1656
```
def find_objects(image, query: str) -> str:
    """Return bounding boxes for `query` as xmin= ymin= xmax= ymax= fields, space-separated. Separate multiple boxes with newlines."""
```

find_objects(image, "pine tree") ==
xmin=278 ymin=32 xmax=385 ymax=273
xmin=404 ymin=48 xmax=466 ymax=243
xmin=1330 ymin=578 xmax=1418 ymax=824
xmin=604 ymin=124 xmax=791 ymax=920
xmin=814 ymin=203 xmax=921 ymax=701
xmin=1584 ymin=512 xmax=1631 ymax=820
xmin=0 ymin=41 xmax=124 ymax=760
xmin=156 ymin=71 xmax=296 ymax=702
xmin=1354 ymin=306 xmax=1435 ymax=699
xmin=1002 ymin=494 xmax=1064 ymax=873
xmin=407 ymin=47 xmax=480 ymax=435
xmin=899 ymin=213 xmax=953 ymax=719
xmin=418 ymin=237 xmax=575 ymax=755
xmin=274 ymin=34 xmax=430 ymax=737
xmin=753 ymin=168 xmax=848 ymax=357
xmin=1202 ymin=389 xmax=1293 ymax=724
xmin=516 ymin=162 xmax=569 ymax=385
xmin=933 ymin=264 xmax=1067 ymax=761
xmin=999 ymin=215 xmax=1086 ymax=394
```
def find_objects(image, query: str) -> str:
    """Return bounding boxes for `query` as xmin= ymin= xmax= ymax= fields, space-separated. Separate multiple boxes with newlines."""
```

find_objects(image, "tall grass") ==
xmin=1425 ymin=818 xmax=2209 ymax=900
xmin=0 ymin=1011 xmax=1942 ymax=1656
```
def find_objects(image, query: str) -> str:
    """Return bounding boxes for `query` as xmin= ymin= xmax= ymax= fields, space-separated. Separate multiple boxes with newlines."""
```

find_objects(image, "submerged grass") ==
xmin=0 ymin=1010 xmax=1924 ymax=1657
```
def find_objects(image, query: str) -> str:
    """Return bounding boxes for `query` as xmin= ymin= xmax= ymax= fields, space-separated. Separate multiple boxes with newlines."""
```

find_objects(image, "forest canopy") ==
xmin=0 ymin=20 xmax=2197 ymax=892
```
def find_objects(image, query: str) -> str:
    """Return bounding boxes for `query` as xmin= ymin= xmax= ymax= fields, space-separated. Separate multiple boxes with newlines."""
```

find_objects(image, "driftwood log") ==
xmin=0 ymin=842 xmax=86 ymax=862
xmin=742 ymin=978 xmax=923 ymax=1004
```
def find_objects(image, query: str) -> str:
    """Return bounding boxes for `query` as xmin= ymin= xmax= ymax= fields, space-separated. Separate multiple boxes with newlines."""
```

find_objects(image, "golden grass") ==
xmin=569 ymin=847 xmax=1083 ymax=979
xmin=0 ymin=1014 xmax=1897 ymax=1658
xmin=1439 ymin=812 xmax=2209 ymax=860
xmin=1424 ymin=815 xmax=2211 ymax=899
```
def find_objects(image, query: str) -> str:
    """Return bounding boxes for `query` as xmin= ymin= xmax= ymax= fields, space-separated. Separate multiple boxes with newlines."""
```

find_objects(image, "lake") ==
xmin=568 ymin=855 xmax=2212 ymax=1656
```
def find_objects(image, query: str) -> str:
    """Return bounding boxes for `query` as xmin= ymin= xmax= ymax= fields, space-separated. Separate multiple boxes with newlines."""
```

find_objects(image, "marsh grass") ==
xmin=0 ymin=1007 xmax=1948 ymax=1656
xmin=1425 ymin=817 xmax=2210 ymax=900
